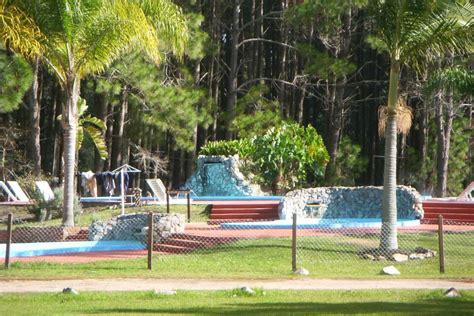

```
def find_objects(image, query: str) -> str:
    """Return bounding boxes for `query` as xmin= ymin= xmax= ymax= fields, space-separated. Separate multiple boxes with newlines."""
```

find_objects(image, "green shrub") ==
xmin=252 ymin=123 xmax=329 ymax=193
xmin=199 ymin=139 xmax=254 ymax=158
xmin=28 ymin=187 xmax=82 ymax=222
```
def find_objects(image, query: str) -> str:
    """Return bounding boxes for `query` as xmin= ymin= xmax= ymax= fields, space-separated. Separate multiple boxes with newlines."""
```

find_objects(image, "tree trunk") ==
xmin=435 ymin=92 xmax=453 ymax=198
xmin=110 ymin=86 xmax=128 ymax=170
xmin=62 ymin=77 xmax=80 ymax=227
xmin=94 ymin=91 xmax=108 ymax=172
xmin=380 ymin=61 xmax=399 ymax=251
xmin=28 ymin=58 xmax=42 ymax=176
xmin=324 ymin=78 xmax=346 ymax=184
xmin=225 ymin=0 xmax=241 ymax=140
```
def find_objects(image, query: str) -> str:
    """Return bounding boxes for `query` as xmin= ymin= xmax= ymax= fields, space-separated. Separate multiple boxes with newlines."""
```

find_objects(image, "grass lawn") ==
xmin=1 ymin=233 xmax=472 ymax=280
xmin=1 ymin=289 xmax=473 ymax=315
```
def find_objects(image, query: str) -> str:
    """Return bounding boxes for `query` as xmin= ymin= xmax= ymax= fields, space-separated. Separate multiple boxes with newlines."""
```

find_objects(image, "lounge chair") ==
xmin=0 ymin=181 xmax=18 ymax=202
xmin=145 ymin=178 xmax=167 ymax=201
xmin=7 ymin=181 xmax=30 ymax=202
xmin=457 ymin=182 xmax=474 ymax=201
xmin=36 ymin=181 xmax=55 ymax=201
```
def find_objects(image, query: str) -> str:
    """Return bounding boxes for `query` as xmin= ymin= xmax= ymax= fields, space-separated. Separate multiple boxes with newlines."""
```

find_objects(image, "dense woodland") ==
xmin=1 ymin=0 xmax=473 ymax=200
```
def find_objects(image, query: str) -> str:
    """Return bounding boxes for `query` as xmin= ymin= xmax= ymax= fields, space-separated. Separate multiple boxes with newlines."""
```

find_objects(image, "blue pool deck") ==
xmin=0 ymin=240 xmax=144 ymax=258
xmin=220 ymin=218 xmax=421 ymax=229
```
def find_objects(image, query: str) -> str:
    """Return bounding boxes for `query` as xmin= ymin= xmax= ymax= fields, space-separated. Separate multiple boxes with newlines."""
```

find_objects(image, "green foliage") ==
xmin=252 ymin=123 xmax=329 ymax=192
xmin=425 ymin=66 xmax=474 ymax=96
xmin=333 ymin=137 xmax=368 ymax=186
xmin=298 ymin=44 xmax=357 ymax=80
xmin=199 ymin=139 xmax=254 ymax=158
xmin=286 ymin=0 xmax=367 ymax=35
xmin=232 ymin=84 xmax=283 ymax=138
xmin=405 ymin=118 xmax=471 ymax=196
xmin=0 ymin=50 xmax=32 ymax=113
xmin=107 ymin=53 xmax=213 ymax=152
xmin=28 ymin=187 xmax=82 ymax=222
xmin=368 ymin=0 xmax=474 ymax=72
xmin=199 ymin=123 xmax=329 ymax=193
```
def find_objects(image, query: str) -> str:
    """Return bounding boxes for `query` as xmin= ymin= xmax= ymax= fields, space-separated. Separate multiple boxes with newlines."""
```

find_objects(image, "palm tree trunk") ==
xmin=62 ymin=77 xmax=80 ymax=227
xmin=380 ymin=61 xmax=399 ymax=251
xmin=28 ymin=58 xmax=42 ymax=176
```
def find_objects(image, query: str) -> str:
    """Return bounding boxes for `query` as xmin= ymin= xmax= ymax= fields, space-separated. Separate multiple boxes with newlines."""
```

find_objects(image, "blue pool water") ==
xmin=193 ymin=196 xmax=283 ymax=201
xmin=220 ymin=218 xmax=420 ymax=229
xmin=0 ymin=240 xmax=144 ymax=258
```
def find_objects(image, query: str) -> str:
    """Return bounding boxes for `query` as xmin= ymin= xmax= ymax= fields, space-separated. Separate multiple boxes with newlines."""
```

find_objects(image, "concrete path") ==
xmin=1 ymin=278 xmax=473 ymax=293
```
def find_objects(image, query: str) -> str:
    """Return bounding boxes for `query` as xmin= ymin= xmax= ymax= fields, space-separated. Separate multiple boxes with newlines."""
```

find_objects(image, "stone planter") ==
xmin=88 ymin=213 xmax=185 ymax=242
xmin=279 ymin=186 xmax=422 ymax=220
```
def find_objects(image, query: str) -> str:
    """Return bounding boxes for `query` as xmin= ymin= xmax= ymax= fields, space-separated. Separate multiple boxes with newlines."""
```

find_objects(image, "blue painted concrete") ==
xmin=220 ymin=218 xmax=420 ymax=229
xmin=0 ymin=240 xmax=144 ymax=258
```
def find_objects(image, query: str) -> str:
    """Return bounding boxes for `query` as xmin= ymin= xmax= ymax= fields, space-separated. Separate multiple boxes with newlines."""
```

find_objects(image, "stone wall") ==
xmin=185 ymin=155 xmax=262 ymax=196
xmin=279 ymin=186 xmax=422 ymax=220
xmin=89 ymin=213 xmax=185 ymax=242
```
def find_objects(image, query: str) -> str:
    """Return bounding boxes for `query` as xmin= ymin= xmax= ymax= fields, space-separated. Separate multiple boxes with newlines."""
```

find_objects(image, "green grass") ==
xmin=1 ymin=233 xmax=472 ymax=280
xmin=1 ymin=290 xmax=473 ymax=315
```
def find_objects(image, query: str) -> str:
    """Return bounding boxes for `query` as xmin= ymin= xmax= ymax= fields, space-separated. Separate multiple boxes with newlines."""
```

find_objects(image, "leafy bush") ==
xmin=199 ymin=139 xmax=254 ymax=158
xmin=252 ymin=123 xmax=329 ymax=193
xmin=198 ymin=123 xmax=329 ymax=194
xmin=28 ymin=187 xmax=82 ymax=222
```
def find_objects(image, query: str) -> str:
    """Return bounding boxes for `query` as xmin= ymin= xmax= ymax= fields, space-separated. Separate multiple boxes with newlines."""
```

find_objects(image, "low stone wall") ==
xmin=88 ymin=213 xmax=185 ymax=242
xmin=185 ymin=155 xmax=262 ymax=196
xmin=279 ymin=186 xmax=422 ymax=220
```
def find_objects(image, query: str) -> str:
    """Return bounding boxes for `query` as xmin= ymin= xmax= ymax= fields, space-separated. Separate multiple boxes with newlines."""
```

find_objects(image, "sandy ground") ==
xmin=1 ymin=278 xmax=473 ymax=293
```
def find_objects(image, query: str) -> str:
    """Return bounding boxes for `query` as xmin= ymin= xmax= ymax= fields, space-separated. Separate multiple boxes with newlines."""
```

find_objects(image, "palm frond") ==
xmin=83 ymin=125 xmax=108 ymax=159
xmin=378 ymin=97 xmax=413 ymax=137
xmin=0 ymin=0 xmax=43 ymax=58
xmin=82 ymin=114 xmax=106 ymax=130
xmin=138 ymin=0 xmax=188 ymax=58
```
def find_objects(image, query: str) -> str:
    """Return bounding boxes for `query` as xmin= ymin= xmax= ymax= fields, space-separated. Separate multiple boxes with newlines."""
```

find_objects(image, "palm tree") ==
xmin=2 ymin=0 xmax=188 ymax=226
xmin=369 ymin=0 xmax=473 ymax=250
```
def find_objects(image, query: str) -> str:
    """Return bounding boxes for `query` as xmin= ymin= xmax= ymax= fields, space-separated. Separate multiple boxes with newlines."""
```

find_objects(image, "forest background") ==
xmin=1 ymin=0 xmax=473 ymax=199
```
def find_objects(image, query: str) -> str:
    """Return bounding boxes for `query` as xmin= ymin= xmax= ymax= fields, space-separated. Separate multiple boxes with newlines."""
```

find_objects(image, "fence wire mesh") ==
xmin=1 ymin=210 xmax=473 ymax=276
xmin=295 ymin=218 xmax=473 ymax=269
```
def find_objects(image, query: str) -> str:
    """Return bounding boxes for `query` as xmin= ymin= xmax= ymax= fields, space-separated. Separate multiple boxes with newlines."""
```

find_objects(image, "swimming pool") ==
xmin=0 ymin=240 xmax=144 ymax=258
xmin=193 ymin=196 xmax=283 ymax=201
xmin=220 ymin=218 xmax=420 ymax=229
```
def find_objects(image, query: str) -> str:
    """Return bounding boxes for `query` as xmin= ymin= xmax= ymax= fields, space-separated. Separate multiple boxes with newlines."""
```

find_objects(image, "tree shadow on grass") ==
xmin=86 ymin=300 xmax=474 ymax=315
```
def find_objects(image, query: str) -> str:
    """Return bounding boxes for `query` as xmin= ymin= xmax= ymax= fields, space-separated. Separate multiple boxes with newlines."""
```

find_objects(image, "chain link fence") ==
xmin=295 ymin=217 xmax=473 ymax=268
xmin=1 ymin=210 xmax=473 ymax=276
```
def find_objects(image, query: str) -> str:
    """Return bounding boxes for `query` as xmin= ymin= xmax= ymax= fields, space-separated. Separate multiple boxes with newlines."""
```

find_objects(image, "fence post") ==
xmin=5 ymin=213 xmax=13 ymax=269
xmin=187 ymin=191 xmax=191 ymax=223
xmin=148 ymin=212 xmax=154 ymax=270
xmin=292 ymin=213 xmax=297 ymax=272
xmin=166 ymin=190 xmax=170 ymax=214
xmin=438 ymin=215 xmax=445 ymax=273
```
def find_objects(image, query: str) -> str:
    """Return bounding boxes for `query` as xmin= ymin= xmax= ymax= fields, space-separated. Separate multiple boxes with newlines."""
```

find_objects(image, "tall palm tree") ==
xmin=369 ymin=0 xmax=473 ymax=250
xmin=2 ymin=0 xmax=187 ymax=226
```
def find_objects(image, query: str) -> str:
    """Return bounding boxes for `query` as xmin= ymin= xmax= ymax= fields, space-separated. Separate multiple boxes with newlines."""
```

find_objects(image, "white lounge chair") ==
xmin=457 ymin=182 xmax=474 ymax=201
xmin=7 ymin=181 xmax=30 ymax=202
xmin=36 ymin=181 xmax=55 ymax=201
xmin=145 ymin=178 xmax=167 ymax=201
xmin=0 ymin=181 xmax=18 ymax=202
